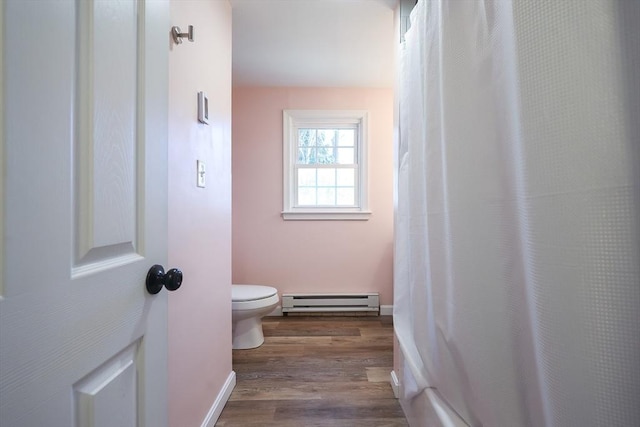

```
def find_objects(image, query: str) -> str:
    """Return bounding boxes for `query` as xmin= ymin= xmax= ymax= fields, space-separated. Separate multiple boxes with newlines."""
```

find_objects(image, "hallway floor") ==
xmin=216 ymin=315 xmax=408 ymax=426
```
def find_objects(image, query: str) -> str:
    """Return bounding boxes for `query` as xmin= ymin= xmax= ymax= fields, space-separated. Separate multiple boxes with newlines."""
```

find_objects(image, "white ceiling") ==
xmin=230 ymin=0 xmax=398 ymax=88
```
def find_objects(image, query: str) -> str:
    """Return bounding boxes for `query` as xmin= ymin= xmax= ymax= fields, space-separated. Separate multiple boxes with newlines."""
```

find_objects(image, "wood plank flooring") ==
xmin=216 ymin=315 xmax=408 ymax=427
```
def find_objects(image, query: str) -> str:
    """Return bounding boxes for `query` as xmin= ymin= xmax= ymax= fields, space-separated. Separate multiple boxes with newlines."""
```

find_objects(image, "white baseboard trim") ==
xmin=201 ymin=371 xmax=236 ymax=427
xmin=390 ymin=370 xmax=400 ymax=398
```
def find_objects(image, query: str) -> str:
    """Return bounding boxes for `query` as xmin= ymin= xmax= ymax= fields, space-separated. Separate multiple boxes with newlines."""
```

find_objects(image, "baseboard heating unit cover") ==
xmin=282 ymin=293 xmax=380 ymax=314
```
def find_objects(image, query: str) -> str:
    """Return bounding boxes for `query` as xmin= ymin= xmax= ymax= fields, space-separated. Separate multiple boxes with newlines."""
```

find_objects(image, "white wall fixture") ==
xmin=197 ymin=160 xmax=206 ymax=188
xmin=197 ymin=91 xmax=209 ymax=124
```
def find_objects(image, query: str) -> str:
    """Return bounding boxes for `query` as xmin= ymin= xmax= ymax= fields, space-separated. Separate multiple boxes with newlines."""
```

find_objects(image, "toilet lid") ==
xmin=232 ymin=284 xmax=277 ymax=302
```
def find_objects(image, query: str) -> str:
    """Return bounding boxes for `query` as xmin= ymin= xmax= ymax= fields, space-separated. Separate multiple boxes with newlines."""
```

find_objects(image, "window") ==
xmin=282 ymin=110 xmax=370 ymax=220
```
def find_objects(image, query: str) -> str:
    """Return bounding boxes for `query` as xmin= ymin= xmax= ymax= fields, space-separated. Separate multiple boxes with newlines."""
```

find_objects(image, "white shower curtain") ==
xmin=394 ymin=1 xmax=640 ymax=426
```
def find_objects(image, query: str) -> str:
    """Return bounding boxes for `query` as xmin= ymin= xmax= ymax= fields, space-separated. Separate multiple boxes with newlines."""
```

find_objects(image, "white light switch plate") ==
xmin=197 ymin=160 xmax=206 ymax=188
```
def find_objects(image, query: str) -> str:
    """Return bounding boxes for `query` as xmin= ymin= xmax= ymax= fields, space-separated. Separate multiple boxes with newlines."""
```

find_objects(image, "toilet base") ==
xmin=232 ymin=316 xmax=265 ymax=349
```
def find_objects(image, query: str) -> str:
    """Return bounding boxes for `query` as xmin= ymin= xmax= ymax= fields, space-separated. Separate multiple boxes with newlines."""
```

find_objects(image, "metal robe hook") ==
xmin=172 ymin=25 xmax=194 ymax=44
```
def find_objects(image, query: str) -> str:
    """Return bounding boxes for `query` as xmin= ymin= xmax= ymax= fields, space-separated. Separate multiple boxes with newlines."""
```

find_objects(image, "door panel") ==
xmin=74 ymin=0 xmax=141 ymax=274
xmin=75 ymin=0 xmax=139 ymax=267
xmin=74 ymin=343 xmax=139 ymax=427
xmin=0 ymin=1 xmax=169 ymax=426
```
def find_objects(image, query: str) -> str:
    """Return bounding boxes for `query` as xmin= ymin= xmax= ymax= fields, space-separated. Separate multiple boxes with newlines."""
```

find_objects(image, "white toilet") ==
xmin=231 ymin=284 xmax=279 ymax=349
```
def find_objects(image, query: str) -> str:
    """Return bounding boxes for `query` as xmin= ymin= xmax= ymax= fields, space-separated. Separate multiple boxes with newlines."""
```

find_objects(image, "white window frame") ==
xmin=282 ymin=110 xmax=371 ymax=221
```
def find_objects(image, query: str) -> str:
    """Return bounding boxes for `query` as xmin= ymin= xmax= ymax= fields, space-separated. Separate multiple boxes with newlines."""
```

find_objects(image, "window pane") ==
xmin=315 ymin=146 xmax=335 ymax=164
xmin=317 ymin=187 xmax=336 ymax=205
xmin=315 ymin=130 xmax=335 ymax=164
xmin=298 ymin=147 xmax=316 ymax=164
xmin=298 ymin=168 xmax=316 ymax=186
xmin=316 ymin=129 xmax=335 ymax=147
xmin=298 ymin=129 xmax=316 ymax=147
xmin=337 ymin=188 xmax=355 ymax=206
xmin=336 ymin=169 xmax=354 ymax=186
xmin=338 ymin=129 xmax=355 ymax=147
xmin=298 ymin=187 xmax=316 ymax=206
xmin=317 ymin=168 xmax=335 ymax=186
xmin=336 ymin=147 xmax=354 ymax=164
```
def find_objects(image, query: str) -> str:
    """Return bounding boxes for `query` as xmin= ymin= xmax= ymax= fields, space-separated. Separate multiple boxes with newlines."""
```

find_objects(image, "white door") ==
xmin=0 ymin=1 xmax=170 ymax=426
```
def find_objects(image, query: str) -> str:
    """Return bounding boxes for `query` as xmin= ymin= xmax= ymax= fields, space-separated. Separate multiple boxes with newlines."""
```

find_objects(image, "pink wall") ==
xmin=232 ymin=87 xmax=394 ymax=305
xmin=168 ymin=1 xmax=232 ymax=426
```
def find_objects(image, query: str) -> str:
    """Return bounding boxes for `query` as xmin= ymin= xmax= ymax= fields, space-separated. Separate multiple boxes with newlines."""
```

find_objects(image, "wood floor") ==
xmin=216 ymin=315 xmax=408 ymax=427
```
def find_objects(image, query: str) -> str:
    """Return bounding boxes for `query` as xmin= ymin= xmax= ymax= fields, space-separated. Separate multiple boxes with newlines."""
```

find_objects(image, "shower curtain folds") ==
xmin=394 ymin=1 xmax=640 ymax=426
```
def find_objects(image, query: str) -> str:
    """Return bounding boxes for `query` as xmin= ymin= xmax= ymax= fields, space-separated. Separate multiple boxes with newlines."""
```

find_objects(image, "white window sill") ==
xmin=281 ymin=210 xmax=372 ymax=221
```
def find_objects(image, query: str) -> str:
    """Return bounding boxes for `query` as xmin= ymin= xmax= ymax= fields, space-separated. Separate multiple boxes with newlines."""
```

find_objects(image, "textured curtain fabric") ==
xmin=394 ymin=1 xmax=640 ymax=426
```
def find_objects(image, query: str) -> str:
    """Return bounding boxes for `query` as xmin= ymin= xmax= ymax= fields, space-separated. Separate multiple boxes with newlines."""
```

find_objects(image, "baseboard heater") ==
xmin=281 ymin=292 xmax=380 ymax=314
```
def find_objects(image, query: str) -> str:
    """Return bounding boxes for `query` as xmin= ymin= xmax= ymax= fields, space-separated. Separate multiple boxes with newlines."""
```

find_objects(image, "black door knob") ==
xmin=146 ymin=264 xmax=183 ymax=294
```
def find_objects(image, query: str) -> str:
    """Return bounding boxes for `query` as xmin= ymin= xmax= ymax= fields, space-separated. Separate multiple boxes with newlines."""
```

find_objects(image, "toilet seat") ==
xmin=232 ymin=284 xmax=278 ymax=311
xmin=232 ymin=284 xmax=277 ymax=301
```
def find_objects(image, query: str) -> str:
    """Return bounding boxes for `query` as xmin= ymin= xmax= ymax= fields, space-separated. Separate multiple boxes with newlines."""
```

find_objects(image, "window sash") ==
xmin=293 ymin=124 xmax=360 ymax=208
xmin=293 ymin=164 xmax=360 ymax=208
xmin=295 ymin=126 xmax=359 ymax=166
